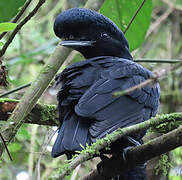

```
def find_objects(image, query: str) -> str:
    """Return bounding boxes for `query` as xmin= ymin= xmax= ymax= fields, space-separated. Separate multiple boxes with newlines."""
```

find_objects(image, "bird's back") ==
xmin=52 ymin=56 xmax=160 ymax=158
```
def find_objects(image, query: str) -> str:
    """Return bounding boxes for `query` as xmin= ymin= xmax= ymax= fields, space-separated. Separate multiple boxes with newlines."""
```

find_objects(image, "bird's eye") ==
xmin=101 ymin=33 xmax=109 ymax=39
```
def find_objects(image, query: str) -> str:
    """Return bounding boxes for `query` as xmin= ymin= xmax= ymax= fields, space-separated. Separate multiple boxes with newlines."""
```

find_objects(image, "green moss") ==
xmin=0 ymin=98 xmax=20 ymax=103
xmin=40 ymin=104 xmax=57 ymax=121
xmin=49 ymin=163 xmax=71 ymax=180
xmin=50 ymin=113 xmax=182 ymax=178
xmin=51 ymin=129 xmax=127 ymax=177
xmin=155 ymin=154 xmax=172 ymax=176
xmin=169 ymin=175 xmax=182 ymax=180
xmin=41 ymin=65 xmax=54 ymax=74
xmin=172 ymin=147 xmax=182 ymax=164
xmin=149 ymin=113 xmax=182 ymax=133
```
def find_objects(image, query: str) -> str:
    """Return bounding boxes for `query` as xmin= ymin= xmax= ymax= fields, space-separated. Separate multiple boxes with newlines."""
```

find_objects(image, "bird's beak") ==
xmin=59 ymin=40 xmax=95 ymax=48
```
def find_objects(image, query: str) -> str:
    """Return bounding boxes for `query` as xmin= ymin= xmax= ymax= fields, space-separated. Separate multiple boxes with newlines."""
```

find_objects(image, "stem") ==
xmin=124 ymin=0 xmax=146 ymax=34
xmin=0 ymin=133 xmax=12 ymax=161
xmin=28 ymin=125 xmax=38 ymax=179
xmin=135 ymin=59 xmax=181 ymax=63
xmin=113 ymin=62 xmax=182 ymax=97
xmin=0 ymin=83 xmax=31 ymax=98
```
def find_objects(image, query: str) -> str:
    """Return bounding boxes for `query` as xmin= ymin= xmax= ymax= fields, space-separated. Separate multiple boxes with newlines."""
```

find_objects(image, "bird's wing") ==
xmin=52 ymin=58 xmax=101 ymax=157
xmin=75 ymin=61 xmax=160 ymax=140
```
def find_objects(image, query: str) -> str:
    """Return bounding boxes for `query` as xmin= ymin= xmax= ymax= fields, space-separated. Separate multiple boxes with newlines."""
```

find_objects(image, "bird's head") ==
xmin=54 ymin=8 xmax=133 ymax=60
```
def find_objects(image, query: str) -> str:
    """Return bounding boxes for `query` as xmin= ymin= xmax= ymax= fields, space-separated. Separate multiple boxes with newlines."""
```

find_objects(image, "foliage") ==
xmin=0 ymin=23 xmax=17 ymax=33
xmin=0 ymin=0 xmax=26 ymax=22
xmin=149 ymin=113 xmax=182 ymax=133
xmin=155 ymin=154 xmax=172 ymax=176
xmin=101 ymin=0 xmax=152 ymax=51
xmin=0 ymin=22 xmax=17 ymax=46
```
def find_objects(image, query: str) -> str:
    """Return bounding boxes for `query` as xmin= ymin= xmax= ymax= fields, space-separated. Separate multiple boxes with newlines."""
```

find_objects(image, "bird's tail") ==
xmin=51 ymin=112 xmax=90 ymax=158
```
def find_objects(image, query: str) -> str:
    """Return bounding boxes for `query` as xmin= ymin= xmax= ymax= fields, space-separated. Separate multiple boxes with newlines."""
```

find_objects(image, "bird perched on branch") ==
xmin=51 ymin=8 xmax=160 ymax=179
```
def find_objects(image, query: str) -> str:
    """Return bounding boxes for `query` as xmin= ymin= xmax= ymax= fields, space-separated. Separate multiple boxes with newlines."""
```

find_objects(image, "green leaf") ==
xmin=0 ymin=23 xmax=17 ymax=33
xmin=0 ymin=42 xmax=4 ymax=47
xmin=0 ymin=0 xmax=26 ymax=23
xmin=100 ymin=0 xmax=152 ymax=51
xmin=176 ymin=0 xmax=182 ymax=5
xmin=16 ymin=126 xmax=30 ymax=141
xmin=8 ymin=142 xmax=22 ymax=152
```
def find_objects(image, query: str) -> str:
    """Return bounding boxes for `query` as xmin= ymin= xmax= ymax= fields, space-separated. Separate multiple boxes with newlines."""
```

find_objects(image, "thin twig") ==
xmin=146 ymin=7 xmax=173 ymax=37
xmin=124 ymin=0 xmax=146 ymax=34
xmin=35 ymin=128 xmax=57 ymax=180
xmin=0 ymin=82 xmax=31 ymax=98
xmin=113 ymin=62 xmax=182 ymax=97
xmin=161 ymin=0 xmax=182 ymax=11
xmin=0 ymin=0 xmax=47 ymax=57
xmin=135 ymin=58 xmax=181 ymax=63
xmin=0 ymin=133 xmax=13 ymax=161
xmin=12 ymin=0 xmax=33 ymax=23
xmin=28 ymin=125 xmax=38 ymax=180
xmin=0 ymin=0 xmax=32 ymax=40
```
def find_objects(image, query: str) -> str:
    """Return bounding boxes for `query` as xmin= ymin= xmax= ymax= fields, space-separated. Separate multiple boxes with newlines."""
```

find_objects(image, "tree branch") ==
xmin=161 ymin=0 xmax=182 ymax=11
xmin=0 ymin=83 xmax=31 ymax=98
xmin=81 ymin=125 xmax=182 ymax=180
xmin=1 ymin=98 xmax=182 ymax=179
xmin=55 ymin=113 xmax=182 ymax=179
xmin=135 ymin=58 xmax=181 ymax=63
xmin=113 ymin=62 xmax=182 ymax=97
xmin=0 ymin=99 xmax=58 ymax=126
xmin=0 ymin=46 xmax=71 ymax=157
xmin=146 ymin=7 xmax=173 ymax=38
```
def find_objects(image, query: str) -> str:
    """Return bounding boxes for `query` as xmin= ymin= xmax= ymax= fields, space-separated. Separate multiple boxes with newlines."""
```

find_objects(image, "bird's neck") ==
xmin=78 ymin=47 xmax=133 ymax=60
xmin=118 ymin=50 xmax=133 ymax=60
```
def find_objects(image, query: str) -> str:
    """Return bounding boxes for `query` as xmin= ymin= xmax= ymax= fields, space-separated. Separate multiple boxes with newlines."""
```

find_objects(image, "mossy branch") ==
xmin=1 ymin=99 xmax=182 ymax=179
xmin=0 ymin=99 xmax=58 ymax=126
xmin=81 ymin=125 xmax=182 ymax=180
xmin=53 ymin=113 xmax=182 ymax=179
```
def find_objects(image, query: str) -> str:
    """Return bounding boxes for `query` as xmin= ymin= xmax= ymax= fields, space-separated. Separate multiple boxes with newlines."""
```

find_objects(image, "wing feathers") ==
xmin=52 ymin=57 xmax=160 ymax=156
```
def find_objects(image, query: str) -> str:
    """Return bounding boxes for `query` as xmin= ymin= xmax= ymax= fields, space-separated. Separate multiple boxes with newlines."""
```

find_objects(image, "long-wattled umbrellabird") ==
xmin=51 ymin=8 xmax=160 ymax=179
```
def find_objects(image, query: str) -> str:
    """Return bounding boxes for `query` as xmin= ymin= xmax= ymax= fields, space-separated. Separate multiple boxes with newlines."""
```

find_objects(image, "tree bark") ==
xmin=81 ymin=125 xmax=182 ymax=180
xmin=0 ymin=100 xmax=58 ymax=126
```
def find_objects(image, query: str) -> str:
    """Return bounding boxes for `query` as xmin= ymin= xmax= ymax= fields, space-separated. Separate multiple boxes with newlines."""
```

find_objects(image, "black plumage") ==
xmin=52 ymin=8 xmax=160 ymax=179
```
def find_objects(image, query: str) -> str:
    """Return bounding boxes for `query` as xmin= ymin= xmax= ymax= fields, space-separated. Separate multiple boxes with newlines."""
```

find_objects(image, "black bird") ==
xmin=52 ymin=8 xmax=160 ymax=179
